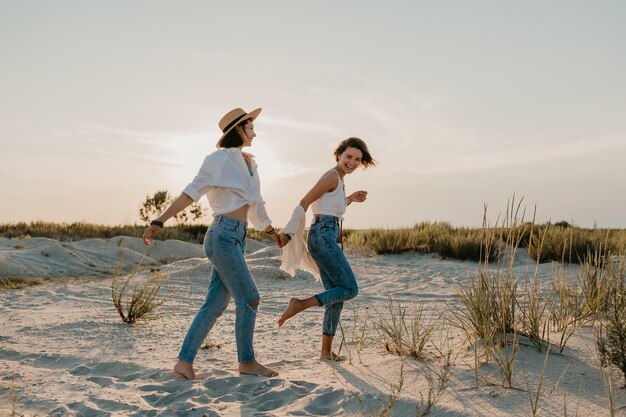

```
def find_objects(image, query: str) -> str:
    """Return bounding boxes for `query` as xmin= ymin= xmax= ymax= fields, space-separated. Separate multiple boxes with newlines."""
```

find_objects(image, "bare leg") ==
xmin=173 ymin=359 xmax=197 ymax=380
xmin=239 ymin=360 xmax=278 ymax=377
xmin=277 ymin=296 xmax=320 ymax=327
xmin=320 ymin=335 xmax=345 ymax=361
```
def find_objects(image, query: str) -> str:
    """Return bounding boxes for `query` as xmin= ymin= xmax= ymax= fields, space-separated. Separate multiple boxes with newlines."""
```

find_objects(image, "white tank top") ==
xmin=310 ymin=169 xmax=346 ymax=219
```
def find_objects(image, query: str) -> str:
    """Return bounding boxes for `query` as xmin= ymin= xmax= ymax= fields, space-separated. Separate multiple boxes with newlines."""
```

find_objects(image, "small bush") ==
xmin=375 ymin=299 xmax=438 ymax=359
xmin=111 ymin=267 xmax=174 ymax=324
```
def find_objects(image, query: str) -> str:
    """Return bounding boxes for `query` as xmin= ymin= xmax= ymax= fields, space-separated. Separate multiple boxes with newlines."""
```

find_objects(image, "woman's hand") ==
xmin=347 ymin=190 xmax=368 ymax=204
xmin=277 ymin=233 xmax=291 ymax=248
xmin=143 ymin=225 xmax=162 ymax=246
xmin=268 ymin=232 xmax=281 ymax=246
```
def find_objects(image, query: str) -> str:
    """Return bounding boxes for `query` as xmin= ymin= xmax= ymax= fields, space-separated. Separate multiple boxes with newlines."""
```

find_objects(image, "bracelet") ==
xmin=150 ymin=220 xmax=164 ymax=228
xmin=265 ymin=227 xmax=276 ymax=235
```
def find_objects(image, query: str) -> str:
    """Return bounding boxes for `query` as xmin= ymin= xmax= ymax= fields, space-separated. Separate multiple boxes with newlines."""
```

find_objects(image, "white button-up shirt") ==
xmin=182 ymin=148 xmax=271 ymax=231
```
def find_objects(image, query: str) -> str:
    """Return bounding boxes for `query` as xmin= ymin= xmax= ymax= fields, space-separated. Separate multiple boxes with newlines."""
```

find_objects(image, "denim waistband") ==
xmin=313 ymin=215 xmax=339 ymax=224
xmin=213 ymin=215 xmax=248 ymax=229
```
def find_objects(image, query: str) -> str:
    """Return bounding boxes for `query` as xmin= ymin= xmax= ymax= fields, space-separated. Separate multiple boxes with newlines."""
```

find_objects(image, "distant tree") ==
xmin=554 ymin=220 xmax=571 ymax=228
xmin=139 ymin=190 xmax=205 ymax=225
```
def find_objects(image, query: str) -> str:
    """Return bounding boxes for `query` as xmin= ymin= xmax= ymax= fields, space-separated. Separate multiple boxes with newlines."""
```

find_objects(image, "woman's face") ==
xmin=337 ymin=146 xmax=363 ymax=175
xmin=238 ymin=121 xmax=256 ymax=147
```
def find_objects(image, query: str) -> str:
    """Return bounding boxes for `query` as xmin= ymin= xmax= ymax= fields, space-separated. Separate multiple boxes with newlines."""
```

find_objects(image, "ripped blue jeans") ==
xmin=178 ymin=215 xmax=259 ymax=364
xmin=307 ymin=215 xmax=359 ymax=337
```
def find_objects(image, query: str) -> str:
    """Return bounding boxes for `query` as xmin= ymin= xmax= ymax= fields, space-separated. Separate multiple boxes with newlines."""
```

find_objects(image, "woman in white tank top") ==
xmin=277 ymin=138 xmax=376 ymax=361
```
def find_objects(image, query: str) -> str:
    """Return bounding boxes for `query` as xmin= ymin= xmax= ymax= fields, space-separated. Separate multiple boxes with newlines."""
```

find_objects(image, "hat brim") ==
xmin=216 ymin=108 xmax=262 ymax=147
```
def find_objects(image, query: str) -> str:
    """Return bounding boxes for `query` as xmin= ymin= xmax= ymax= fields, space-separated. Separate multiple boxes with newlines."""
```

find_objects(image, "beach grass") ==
xmin=596 ymin=254 xmax=626 ymax=381
xmin=375 ymin=299 xmax=438 ymax=360
xmin=3 ymin=221 xmax=624 ymax=264
xmin=0 ymin=277 xmax=48 ymax=289
xmin=344 ymin=222 xmax=625 ymax=264
xmin=111 ymin=265 xmax=175 ymax=324
xmin=0 ymin=221 xmax=267 ymax=244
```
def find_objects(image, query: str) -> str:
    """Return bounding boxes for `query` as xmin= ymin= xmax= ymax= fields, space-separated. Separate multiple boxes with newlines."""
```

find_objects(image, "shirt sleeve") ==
xmin=246 ymin=157 xmax=272 ymax=230
xmin=248 ymin=200 xmax=272 ymax=231
xmin=181 ymin=155 xmax=217 ymax=202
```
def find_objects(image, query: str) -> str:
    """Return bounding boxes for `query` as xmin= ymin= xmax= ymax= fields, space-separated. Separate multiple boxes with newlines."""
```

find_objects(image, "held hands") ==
xmin=347 ymin=190 xmax=368 ymax=204
xmin=277 ymin=233 xmax=291 ymax=248
xmin=266 ymin=225 xmax=291 ymax=248
xmin=271 ymin=232 xmax=291 ymax=248
xmin=268 ymin=232 xmax=291 ymax=248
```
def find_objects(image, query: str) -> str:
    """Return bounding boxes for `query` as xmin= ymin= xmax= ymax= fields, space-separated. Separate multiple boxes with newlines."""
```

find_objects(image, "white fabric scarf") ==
xmin=279 ymin=205 xmax=320 ymax=279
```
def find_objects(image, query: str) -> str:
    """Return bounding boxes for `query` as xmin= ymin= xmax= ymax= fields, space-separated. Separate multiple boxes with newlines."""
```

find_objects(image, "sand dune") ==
xmin=0 ymin=236 xmax=230 ymax=279
xmin=0 ymin=237 xmax=623 ymax=416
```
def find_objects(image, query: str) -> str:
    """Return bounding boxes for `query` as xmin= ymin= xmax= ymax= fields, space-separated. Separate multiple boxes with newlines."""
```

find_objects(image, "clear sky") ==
xmin=1 ymin=1 xmax=625 ymax=229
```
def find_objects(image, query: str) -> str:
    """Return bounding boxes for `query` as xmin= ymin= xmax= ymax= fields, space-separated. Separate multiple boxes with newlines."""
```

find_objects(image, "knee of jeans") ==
xmin=346 ymin=286 xmax=359 ymax=300
xmin=217 ymin=301 xmax=229 ymax=316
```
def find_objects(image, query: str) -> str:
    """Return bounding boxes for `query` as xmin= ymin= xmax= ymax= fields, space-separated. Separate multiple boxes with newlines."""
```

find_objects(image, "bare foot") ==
xmin=173 ymin=360 xmax=197 ymax=380
xmin=239 ymin=360 xmax=278 ymax=377
xmin=277 ymin=298 xmax=302 ymax=327
xmin=320 ymin=352 xmax=345 ymax=362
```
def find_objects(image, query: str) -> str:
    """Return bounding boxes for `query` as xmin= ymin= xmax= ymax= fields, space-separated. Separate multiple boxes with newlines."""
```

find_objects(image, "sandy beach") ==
xmin=1 ymin=236 xmax=623 ymax=416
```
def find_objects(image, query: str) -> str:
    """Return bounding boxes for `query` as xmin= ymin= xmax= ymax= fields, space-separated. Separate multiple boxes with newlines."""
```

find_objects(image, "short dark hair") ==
xmin=334 ymin=137 xmax=376 ymax=168
xmin=219 ymin=120 xmax=250 ymax=148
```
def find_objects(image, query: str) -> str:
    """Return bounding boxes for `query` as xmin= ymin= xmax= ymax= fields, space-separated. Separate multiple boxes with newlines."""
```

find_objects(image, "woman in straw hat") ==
xmin=143 ymin=107 xmax=280 ymax=379
xmin=276 ymin=137 xmax=376 ymax=361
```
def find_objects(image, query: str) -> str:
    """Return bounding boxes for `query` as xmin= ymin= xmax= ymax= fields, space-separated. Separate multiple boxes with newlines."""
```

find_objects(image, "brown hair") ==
xmin=334 ymin=137 xmax=376 ymax=168
xmin=218 ymin=120 xmax=250 ymax=148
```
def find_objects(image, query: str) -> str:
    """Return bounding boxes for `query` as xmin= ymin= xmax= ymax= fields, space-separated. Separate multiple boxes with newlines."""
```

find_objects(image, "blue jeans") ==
xmin=178 ymin=215 xmax=259 ymax=364
xmin=307 ymin=215 xmax=359 ymax=337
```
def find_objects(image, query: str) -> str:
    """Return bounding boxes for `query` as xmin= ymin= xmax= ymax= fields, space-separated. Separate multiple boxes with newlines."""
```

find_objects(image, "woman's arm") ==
xmin=298 ymin=171 xmax=340 ymax=212
xmin=142 ymin=193 xmax=193 ymax=246
xmin=278 ymin=171 xmax=339 ymax=246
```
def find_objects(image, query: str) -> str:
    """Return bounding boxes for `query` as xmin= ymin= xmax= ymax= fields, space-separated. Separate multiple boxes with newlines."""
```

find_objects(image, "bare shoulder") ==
xmin=318 ymin=170 xmax=334 ymax=179
xmin=317 ymin=170 xmax=340 ymax=191
xmin=300 ymin=169 xmax=340 ymax=208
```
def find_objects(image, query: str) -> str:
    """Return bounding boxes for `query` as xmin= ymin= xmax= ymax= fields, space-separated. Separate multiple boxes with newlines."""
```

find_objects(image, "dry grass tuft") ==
xmin=596 ymin=255 xmax=626 ymax=382
xmin=7 ymin=377 xmax=18 ymax=417
xmin=0 ymin=277 xmax=47 ymax=289
xmin=375 ymin=299 xmax=438 ymax=360
xmin=549 ymin=266 xmax=590 ymax=352
xmin=338 ymin=307 xmax=370 ymax=364
xmin=111 ymin=265 xmax=175 ymax=324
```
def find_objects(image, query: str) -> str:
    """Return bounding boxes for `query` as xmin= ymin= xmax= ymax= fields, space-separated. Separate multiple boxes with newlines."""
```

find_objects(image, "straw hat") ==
xmin=216 ymin=107 xmax=262 ymax=147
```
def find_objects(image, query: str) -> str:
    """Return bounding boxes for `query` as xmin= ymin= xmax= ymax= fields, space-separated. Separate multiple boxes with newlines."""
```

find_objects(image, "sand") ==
xmin=0 ymin=237 xmax=623 ymax=416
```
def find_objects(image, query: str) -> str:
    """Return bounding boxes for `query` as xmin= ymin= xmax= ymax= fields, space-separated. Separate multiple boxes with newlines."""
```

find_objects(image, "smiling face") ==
xmin=237 ymin=121 xmax=256 ymax=148
xmin=336 ymin=146 xmax=363 ymax=175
